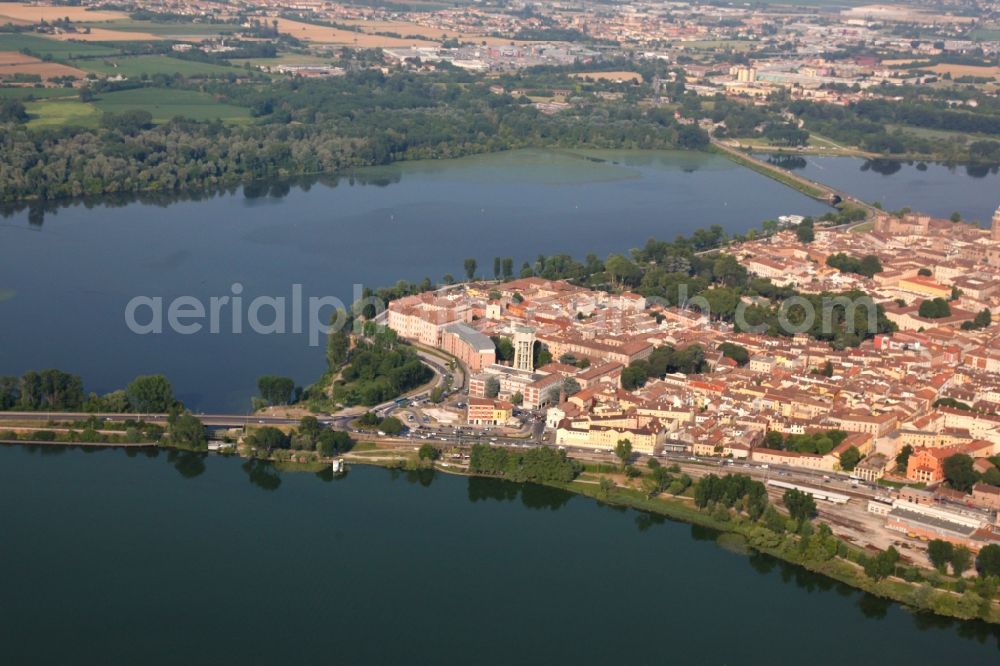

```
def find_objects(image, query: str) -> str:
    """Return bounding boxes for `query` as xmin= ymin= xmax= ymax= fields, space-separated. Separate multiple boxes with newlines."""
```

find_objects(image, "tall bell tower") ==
xmin=992 ymin=205 xmax=1000 ymax=242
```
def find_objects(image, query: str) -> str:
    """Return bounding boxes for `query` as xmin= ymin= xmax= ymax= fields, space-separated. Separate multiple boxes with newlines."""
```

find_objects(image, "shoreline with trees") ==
xmin=334 ymin=445 xmax=1000 ymax=626
xmin=1 ymin=408 xmax=997 ymax=626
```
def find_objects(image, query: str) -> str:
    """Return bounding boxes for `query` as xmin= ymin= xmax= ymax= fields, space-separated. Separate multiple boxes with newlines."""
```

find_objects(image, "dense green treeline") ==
xmin=469 ymin=443 xmax=581 ymax=483
xmin=0 ymin=370 xmax=180 ymax=413
xmin=788 ymin=98 xmax=1000 ymax=161
xmin=826 ymin=252 xmax=883 ymax=278
xmin=578 ymin=227 xmax=894 ymax=349
xmin=688 ymin=472 xmax=999 ymax=617
xmin=329 ymin=326 xmax=433 ymax=407
xmin=690 ymin=88 xmax=1000 ymax=162
xmin=0 ymin=69 xmax=707 ymax=203
xmin=245 ymin=417 xmax=354 ymax=457
xmin=761 ymin=429 xmax=849 ymax=455
xmin=620 ymin=345 xmax=707 ymax=389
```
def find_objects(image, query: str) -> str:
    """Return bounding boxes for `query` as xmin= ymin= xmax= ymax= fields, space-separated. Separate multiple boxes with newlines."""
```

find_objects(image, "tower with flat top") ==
xmin=992 ymin=206 xmax=1000 ymax=241
xmin=512 ymin=326 xmax=536 ymax=373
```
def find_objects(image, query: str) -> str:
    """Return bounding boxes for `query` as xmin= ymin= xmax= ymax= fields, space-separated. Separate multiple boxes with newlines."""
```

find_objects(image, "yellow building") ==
xmin=897 ymin=277 xmax=952 ymax=300
xmin=555 ymin=414 xmax=668 ymax=455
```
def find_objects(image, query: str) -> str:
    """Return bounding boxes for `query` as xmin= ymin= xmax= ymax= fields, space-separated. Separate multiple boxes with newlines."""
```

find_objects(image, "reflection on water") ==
xmin=315 ymin=466 xmax=350 ymax=483
xmin=759 ymin=155 xmax=1000 ymax=181
xmin=167 ymin=449 xmax=207 ymax=479
xmin=859 ymin=158 xmax=1000 ymax=184
xmin=690 ymin=523 xmax=720 ymax=542
xmin=388 ymin=467 xmax=436 ymax=487
xmin=0 ymin=170 xmax=406 ymax=226
xmin=2 ymin=444 xmax=1000 ymax=661
xmin=862 ymin=159 xmax=903 ymax=176
xmin=964 ymin=163 xmax=999 ymax=178
xmin=758 ymin=152 xmax=1000 ymax=225
xmin=2 ymin=148 xmax=736 ymax=226
xmin=466 ymin=476 xmax=573 ymax=511
xmin=634 ymin=511 xmax=667 ymax=532
xmin=744 ymin=548 xmax=1000 ymax=647
xmin=766 ymin=154 xmax=807 ymax=171
xmin=857 ymin=593 xmax=892 ymax=620
xmin=241 ymin=458 xmax=282 ymax=491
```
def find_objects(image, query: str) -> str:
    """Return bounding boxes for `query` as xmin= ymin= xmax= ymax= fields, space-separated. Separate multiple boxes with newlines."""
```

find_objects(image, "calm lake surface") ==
xmin=0 ymin=445 xmax=997 ymax=665
xmin=763 ymin=153 xmax=1000 ymax=224
xmin=0 ymin=149 xmax=830 ymax=411
xmin=0 ymin=148 xmax=996 ymax=411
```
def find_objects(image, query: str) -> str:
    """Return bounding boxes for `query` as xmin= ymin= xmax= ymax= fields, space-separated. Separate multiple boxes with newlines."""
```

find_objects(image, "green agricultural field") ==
xmin=767 ymin=0 xmax=870 ymax=6
xmin=25 ymin=99 xmax=100 ymax=128
xmin=0 ymin=33 xmax=120 ymax=59
xmin=80 ymin=20 xmax=242 ymax=37
xmin=92 ymin=87 xmax=250 ymax=122
xmin=969 ymin=28 xmax=1000 ymax=42
xmin=72 ymin=55 xmax=237 ymax=77
xmin=677 ymin=39 xmax=755 ymax=52
xmin=230 ymin=53 xmax=335 ymax=67
xmin=0 ymin=86 xmax=80 ymax=100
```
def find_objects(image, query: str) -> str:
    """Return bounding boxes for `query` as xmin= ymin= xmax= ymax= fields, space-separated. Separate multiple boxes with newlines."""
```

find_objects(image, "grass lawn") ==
xmin=729 ymin=132 xmax=869 ymax=157
xmin=72 ymin=54 xmax=237 ymax=77
xmin=0 ymin=33 xmax=120 ymax=59
xmin=93 ymin=87 xmax=250 ymax=122
xmin=730 ymin=135 xmax=790 ymax=150
xmin=25 ymin=99 xmax=100 ymax=128
xmin=883 ymin=123 xmax=982 ymax=145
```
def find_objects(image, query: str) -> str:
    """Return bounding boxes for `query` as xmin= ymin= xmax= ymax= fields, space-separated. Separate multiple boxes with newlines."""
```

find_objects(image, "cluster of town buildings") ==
xmin=75 ymin=1 xmax=1000 ymax=84
xmin=386 ymin=206 xmax=1000 ymax=552
xmin=735 ymin=207 xmax=1000 ymax=327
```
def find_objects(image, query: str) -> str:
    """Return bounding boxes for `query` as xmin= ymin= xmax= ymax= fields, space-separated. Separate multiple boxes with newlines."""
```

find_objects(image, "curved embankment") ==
xmin=710 ymin=139 xmax=878 ymax=216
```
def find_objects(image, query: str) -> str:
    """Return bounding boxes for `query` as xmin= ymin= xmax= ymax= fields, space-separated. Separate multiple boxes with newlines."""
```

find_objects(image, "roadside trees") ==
xmin=976 ymin=544 xmax=1000 ymax=578
xmin=418 ymin=444 xmax=440 ymax=461
xmin=782 ymin=488 xmax=817 ymax=523
xmin=614 ymin=438 xmax=633 ymax=470
xmin=126 ymin=374 xmax=175 ymax=413
xmin=839 ymin=446 xmax=862 ymax=472
xmin=167 ymin=412 xmax=206 ymax=450
xmin=927 ymin=539 xmax=954 ymax=574
xmin=864 ymin=546 xmax=900 ymax=581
